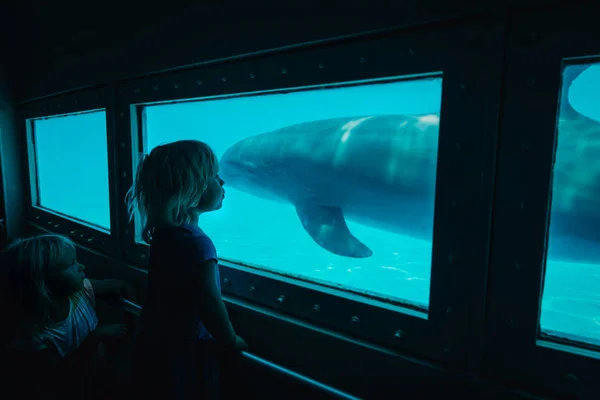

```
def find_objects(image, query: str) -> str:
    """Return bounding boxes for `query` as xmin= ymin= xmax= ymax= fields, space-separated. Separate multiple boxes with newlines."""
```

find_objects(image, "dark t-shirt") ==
xmin=134 ymin=224 xmax=224 ymax=399
xmin=140 ymin=223 xmax=221 ymax=342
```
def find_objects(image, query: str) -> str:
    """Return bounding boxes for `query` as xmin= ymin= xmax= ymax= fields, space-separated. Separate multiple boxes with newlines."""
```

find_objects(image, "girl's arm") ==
xmin=88 ymin=279 xmax=135 ymax=302
xmin=195 ymin=259 xmax=238 ymax=349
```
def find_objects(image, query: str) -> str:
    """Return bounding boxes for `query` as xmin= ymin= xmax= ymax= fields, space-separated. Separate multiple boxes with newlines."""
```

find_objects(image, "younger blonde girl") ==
xmin=0 ymin=234 xmax=133 ymax=398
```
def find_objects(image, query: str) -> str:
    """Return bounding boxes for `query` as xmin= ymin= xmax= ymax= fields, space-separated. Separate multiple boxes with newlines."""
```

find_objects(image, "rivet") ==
xmin=313 ymin=304 xmax=320 ymax=312
xmin=352 ymin=316 xmax=360 ymax=323
xmin=459 ymin=84 xmax=466 ymax=91
xmin=54 ymin=224 xmax=60 ymax=228
xmin=122 ymin=171 xmax=127 ymax=178
xmin=221 ymin=77 xmax=227 ymax=82
xmin=35 ymin=216 xmax=40 ymax=220
xmin=520 ymin=202 xmax=525 ymax=210
xmin=120 ymin=141 xmax=125 ymax=148
xmin=70 ymin=230 xmax=76 ymax=234
xmin=119 ymin=112 xmax=124 ymax=118
xmin=152 ymin=84 xmax=159 ymax=91
xmin=359 ymin=57 xmax=366 ymax=63
xmin=394 ymin=329 xmax=403 ymax=338
xmin=277 ymin=295 xmax=286 ymax=304
xmin=47 ymin=221 xmax=52 ymax=225
xmin=173 ymin=83 xmax=180 ymax=89
xmin=249 ymin=286 xmax=256 ymax=292
xmin=134 ymin=88 xmax=140 ymax=94
xmin=87 ymin=237 xmax=94 ymax=242
xmin=408 ymin=48 xmax=416 ymax=56
xmin=318 ymin=63 xmax=325 ymax=69
xmin=249 ymin=73 xmax=255 ymax=79
xmin=448 ymin=254 xmax=455 ymax=264
xmin=223 ymin=278 xmax=230 ymax=286
xmin=140 ymin=253 xmax=146 ymax=259
xmin=514 ymin=262 xmax=520 ymax=271
xmin=79 ymin=234 xmax=84 ymax=238
xmin=195 ymin=80 xmax=202 ymax=86
xmin=281 ymin=68 xmax=287 ymax=74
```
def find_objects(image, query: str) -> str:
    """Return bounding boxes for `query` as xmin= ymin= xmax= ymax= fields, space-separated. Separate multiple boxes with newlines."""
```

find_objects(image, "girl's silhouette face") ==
xmin=197 ymin=174 xmax=225 ymax=213
xmin=46 ymin=256 xmax=86 ymax=296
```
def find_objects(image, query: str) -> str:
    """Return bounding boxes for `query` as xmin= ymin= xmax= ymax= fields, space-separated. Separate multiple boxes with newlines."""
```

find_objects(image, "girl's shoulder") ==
xmin=151 ymin=224 xmax=217 ymax=264
xmin=183 ymin=224 xmax=217 ymax=260
xmin=80 ymin=278 xmax=96 ymax=306
xmin=153 ymin=224 xmax=212 ymax=241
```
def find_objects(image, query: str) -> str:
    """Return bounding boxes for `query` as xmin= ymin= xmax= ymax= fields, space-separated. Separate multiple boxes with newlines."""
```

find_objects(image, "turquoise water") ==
xmin=31 ymin=68 xmax=600 ymax=345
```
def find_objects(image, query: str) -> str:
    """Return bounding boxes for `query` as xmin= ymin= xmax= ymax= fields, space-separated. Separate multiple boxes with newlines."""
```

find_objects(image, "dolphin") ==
xmin=219 ymin=113 xmax=600 ymax=264
xmin=219 ymin=67 xmax=600 ymax=263
xmin=219 ymin=114 xmax=440 ymax=258
xmin=547 ymin=110 xmax=600 ymax=264
xmin=544 ymin=63 xmax=600 ymax=265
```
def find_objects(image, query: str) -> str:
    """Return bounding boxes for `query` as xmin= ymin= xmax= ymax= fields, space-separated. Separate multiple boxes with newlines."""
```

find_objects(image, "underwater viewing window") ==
xmin=142 ymin=76 xmax=442 ymax=309
xmin=28 ymin=110 xmax=111 ymax=230
xmin=541 ymin=62 xmax=600 ymax=347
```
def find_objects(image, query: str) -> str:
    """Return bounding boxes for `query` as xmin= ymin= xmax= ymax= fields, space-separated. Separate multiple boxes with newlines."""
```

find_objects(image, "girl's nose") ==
xmin=78 ymin=263 xmax=86 ymax=271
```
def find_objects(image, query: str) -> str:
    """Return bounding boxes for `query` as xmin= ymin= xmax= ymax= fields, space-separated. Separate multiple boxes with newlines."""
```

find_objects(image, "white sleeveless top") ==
xmin=13 ymin=279 xmax=99 ymax=357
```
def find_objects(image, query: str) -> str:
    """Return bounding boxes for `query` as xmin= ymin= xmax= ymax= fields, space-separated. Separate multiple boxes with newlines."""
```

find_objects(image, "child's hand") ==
xmin=95 ymin=324 xmax=128 ymax=339
xmin=114 ymin=279 xmax=136 ymax=301
xmin=105 ymin=279 xmax=137 ymax=306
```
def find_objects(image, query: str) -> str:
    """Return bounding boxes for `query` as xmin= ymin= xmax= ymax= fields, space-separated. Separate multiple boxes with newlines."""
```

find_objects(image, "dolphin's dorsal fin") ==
xmin=295 ymin=202 xmax=372 ymax=258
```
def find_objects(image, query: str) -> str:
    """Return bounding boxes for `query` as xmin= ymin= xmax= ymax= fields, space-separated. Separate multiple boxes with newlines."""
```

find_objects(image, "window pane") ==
xmin=542 ymin=62 xmax=600 ymax=346
xmin=33 ymin=111 xmax=111 ymax=230
xmin=145 ymin=77 xmax=442 ymax=308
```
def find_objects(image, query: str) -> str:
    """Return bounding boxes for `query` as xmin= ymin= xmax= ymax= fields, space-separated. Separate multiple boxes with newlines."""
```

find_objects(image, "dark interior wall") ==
xmin=0 ymin=1 xmax=26 ymax=240
xmin=12 ymin=0 xmax=508 ymax=102
xmin=12 ymin=0 xmax=575 ymax=103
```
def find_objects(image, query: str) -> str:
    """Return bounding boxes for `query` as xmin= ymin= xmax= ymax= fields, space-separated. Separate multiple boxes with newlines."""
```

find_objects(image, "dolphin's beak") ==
xmin=220 ymin=142 xmax=258 ymax=181
xmin=219 ymin=146 xmax=238 ymax=181
xmin=219 ymin=160 xmax=237 ymax=182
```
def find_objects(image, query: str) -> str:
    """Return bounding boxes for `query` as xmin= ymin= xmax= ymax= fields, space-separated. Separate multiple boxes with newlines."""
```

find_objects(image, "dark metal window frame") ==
xmin=20 ymin=87 xmax=119 ymax=257
xmin=115 ymin=17 xmax=498 ymax=362
xmin=485 ymin=6 xmax=600 ymax=399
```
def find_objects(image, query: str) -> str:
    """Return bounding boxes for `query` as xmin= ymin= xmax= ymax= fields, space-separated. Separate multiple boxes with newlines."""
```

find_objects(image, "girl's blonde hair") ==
xmin=0 ymin=234 xmax=76 ymax=336
xmin=125 ymin=140 xmax=219 ymax=244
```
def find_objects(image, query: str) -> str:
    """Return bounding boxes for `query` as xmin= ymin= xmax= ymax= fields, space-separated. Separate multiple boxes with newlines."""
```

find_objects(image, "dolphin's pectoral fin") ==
xmin=295 ymin=203 xmax=372 ymax=258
